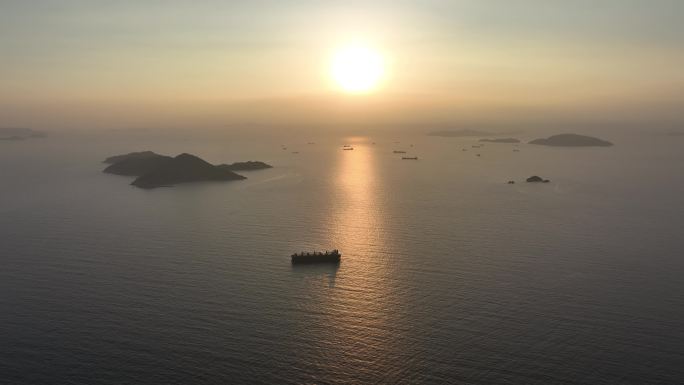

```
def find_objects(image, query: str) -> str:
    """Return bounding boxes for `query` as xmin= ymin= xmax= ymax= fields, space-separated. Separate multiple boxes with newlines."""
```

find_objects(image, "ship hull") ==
xmin=291 ymin=254 xmax=341 ymax=264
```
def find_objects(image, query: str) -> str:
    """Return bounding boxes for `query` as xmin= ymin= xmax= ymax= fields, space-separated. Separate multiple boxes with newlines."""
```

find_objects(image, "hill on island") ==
xmin=529 ymin=134 xmax=613 ymax=147
xmin=103 ymin=151 xmax=162 ymax=164
xmin=131 ymin=153 xmax=246 ymax=188
xmin=104 ymin=152 xmax=173 ymax=176
xmin=103 ymin=151 xmax=272 ymax=188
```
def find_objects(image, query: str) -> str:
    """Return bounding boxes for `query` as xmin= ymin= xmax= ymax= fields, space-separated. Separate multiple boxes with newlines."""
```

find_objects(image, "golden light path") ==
xmin=314 ymin=138 xmax=408 ymax=373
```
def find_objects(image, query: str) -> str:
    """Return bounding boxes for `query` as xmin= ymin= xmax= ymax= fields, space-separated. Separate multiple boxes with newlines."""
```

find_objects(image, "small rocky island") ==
xmin=479 ymin=138 xmax=520 ymax=143
xmin=526 ymin=176 xmax=550 ymax=183
xmin=0 ymin=127 xmax=47 ymax=141
xmin=529 ymin=134 xmax=613 ymax=147
xmin=103 ymin=151 xmax=272 ymax=188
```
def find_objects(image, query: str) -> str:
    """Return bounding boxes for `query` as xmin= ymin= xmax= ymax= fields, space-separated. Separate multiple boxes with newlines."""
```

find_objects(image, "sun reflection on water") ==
xmin=298 ymin=137 xmax=410 ymax=379
xmin=331 ymin=140 xmax=384 ymax=254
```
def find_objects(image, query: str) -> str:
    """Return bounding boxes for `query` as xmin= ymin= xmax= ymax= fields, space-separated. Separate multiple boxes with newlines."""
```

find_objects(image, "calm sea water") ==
xmin=1 ymin=130 xmax=683 ymax=384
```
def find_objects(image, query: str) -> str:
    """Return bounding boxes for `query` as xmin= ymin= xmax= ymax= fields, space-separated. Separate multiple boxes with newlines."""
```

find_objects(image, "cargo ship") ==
xmin=402 ymin=156 xmax=418 ymax=160
xmin=291 ymin=250 xmax=341 ymax=264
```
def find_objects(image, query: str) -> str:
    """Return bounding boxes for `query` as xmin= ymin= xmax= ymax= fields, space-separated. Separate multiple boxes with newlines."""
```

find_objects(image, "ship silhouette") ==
xmin=291 ymin=250 xmax=341 ymax=264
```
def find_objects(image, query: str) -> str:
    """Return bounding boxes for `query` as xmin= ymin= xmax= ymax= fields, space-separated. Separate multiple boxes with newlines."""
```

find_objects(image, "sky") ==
xmin=1 ymin=0 xmax=683 ymax=130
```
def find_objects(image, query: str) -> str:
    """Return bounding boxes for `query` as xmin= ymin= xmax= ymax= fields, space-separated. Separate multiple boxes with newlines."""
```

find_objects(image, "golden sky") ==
xmin=1 ymin=1 xmax=682 ymax=129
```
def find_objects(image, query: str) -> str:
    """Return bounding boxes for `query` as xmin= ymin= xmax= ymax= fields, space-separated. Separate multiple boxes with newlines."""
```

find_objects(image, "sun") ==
xmin=331 ymin=46 xmax=385 ymax=93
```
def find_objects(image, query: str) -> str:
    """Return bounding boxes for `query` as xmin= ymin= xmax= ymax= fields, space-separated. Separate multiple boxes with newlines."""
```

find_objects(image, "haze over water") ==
xmin=1 ymin=130 xmax=683 ymax=384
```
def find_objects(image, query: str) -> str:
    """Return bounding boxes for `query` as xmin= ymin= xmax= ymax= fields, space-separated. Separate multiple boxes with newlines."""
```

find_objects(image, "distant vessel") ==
xmin=291 ymin=250 xmax=341 ymax=264
xmin=343 ymin=147 xmax=354 ymax=150
xmin=402 ymin=156 xmax=418 ymax=160
xmin=393 ymin=150 xmax=407 ymax=154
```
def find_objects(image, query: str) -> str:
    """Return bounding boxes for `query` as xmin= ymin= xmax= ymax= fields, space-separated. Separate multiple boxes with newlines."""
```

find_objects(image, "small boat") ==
xmin=342 ymin=147 xmax=354 ymax=150
xmin=402 ymin=156 xmax=418 ymax=160
xmin=393 ymin=150 xmax=407 ymax=154
xmin=291 ymin=250 xmax=341 ymax=264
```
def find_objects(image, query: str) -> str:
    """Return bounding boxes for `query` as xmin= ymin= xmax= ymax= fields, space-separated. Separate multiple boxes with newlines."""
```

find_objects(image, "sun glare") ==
xmin=331 ymin=46 xmax=385 ymax=93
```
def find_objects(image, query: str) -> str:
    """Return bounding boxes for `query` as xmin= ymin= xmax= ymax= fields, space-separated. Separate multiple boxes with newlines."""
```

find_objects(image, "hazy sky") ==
xmin=1 ymin=0 xmax=683 ymax=130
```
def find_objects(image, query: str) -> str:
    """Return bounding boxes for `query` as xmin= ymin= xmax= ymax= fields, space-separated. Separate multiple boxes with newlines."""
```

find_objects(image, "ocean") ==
xmin=1 ymin=129 xmax=683 ymax=384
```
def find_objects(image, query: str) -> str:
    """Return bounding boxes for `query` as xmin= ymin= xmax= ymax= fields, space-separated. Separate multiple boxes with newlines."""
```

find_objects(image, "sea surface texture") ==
xmin=1 ymin=131 xmax=683 ymax=384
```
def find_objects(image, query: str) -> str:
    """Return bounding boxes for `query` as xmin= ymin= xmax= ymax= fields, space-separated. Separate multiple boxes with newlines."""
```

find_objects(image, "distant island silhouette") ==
xmin=218 ymin=161 xmax=273 ymax=171
xmin=0 ymin=127 xmax=46 ymax=141
xmin=479 ymin=138 xmax=520 ymax=143
xmin=529 ymin=134 xmax=613 ymax=147
xmin=526 ymin=175 xmax=550 ymax=183
xmin=103 ymin=151 xmax=271 ymax=188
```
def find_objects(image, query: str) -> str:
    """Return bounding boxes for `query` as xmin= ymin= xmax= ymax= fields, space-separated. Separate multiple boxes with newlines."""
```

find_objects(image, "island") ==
xmin=0 ymin=127 xmax=47 ymax=140
xmin=217 ymin=161 xmax=272 ymax=171
xmin=479 ymin=138 xmax=520 ymax=143
xmin=529 ymin=134 xmax=613 ymax=147
xmin=103 ymin=151 xmax=272 ymax=188
xmin=526 ymin=176 xmax=550 ymax=183
xmin=131 ymin=153 xmax=246 ymax=188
